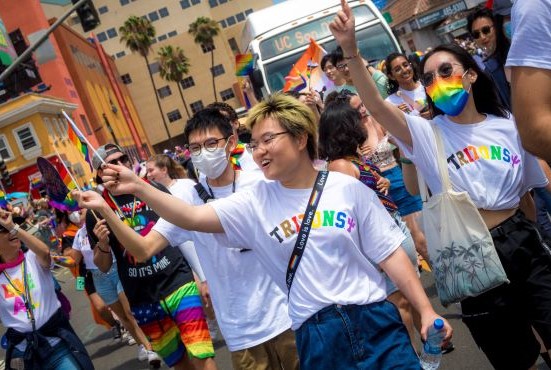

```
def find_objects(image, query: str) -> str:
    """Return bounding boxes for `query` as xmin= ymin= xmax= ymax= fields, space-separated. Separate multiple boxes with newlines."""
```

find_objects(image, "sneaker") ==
xmin=148 ymin=351 xmax=162 ymax=369
xmin=441 ymin=341 xmax=455 ymax=354
xmin=138 ymin=345 xmax=148 ymax=362
xmin=122 ymin=331 xmax=136 ymax=345
xmin=111 ymin=322 xmax=122 ymax=343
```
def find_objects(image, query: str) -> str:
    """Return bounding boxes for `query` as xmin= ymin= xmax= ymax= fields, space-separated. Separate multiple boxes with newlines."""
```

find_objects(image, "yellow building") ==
xmin=42 ymin=0 xmax=275 ymax=149
xmin=0 ymin=93 xmax=93 ymax=193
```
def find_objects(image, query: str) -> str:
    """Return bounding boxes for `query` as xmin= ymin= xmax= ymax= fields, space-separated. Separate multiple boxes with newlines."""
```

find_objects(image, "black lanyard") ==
xmin=286 ymin=171 xmax=328 ymax=295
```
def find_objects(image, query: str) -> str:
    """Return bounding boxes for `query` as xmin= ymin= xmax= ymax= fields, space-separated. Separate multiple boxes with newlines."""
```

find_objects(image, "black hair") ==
xmin=321 ymin=54 xmax=333 ymax=71
xmin=420 ymin=44 xmax=509 ymax=118
xmin=184 ymin=108 xmax=233 ymax=144
xmin=318 ymin=101 xmax=367 ymax=161
xmin=384 ymin=52 xmax=419 ymax=95
xmin=332 ymin=46 xmax=344 ymax=65
xmin=207 ymin=101 xmax=239 ymax=123
xmin=467 ymin=7 xmax=510 ymax=66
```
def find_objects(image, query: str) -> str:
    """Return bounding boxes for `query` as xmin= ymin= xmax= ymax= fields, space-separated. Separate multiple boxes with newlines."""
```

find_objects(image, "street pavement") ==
xmin=0 ymin=265 xmax=548 ymax=369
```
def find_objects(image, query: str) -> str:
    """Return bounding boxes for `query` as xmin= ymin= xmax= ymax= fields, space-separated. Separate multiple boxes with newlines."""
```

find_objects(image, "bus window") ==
xmin=264 ymin=23 xmax=397 ymax=92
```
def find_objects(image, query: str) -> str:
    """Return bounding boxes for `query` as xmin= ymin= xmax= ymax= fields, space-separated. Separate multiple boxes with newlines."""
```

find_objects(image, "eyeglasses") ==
xmin=391 ymin=61 xmax=412 ymax=74
xmin=187 ymin=137 xmax=229 ymax=156
xmin=246 ymin=131 xmax=289 ymax=153
xmin=420 ymin=62 xmax=464 ymax=87
xmin=472 ymin=25 xmax=493 ymax=39
xmin=107 ymin=154 xmax=129 ymax=166
xmin=336 ymin=63 xmax=348 ymax=71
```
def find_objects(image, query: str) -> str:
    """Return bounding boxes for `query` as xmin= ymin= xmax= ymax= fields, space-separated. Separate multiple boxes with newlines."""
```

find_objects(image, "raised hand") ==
xmin=93 ymin=219 xmax=111 ymax=248
xmin=0 ymin=209 xmax=15 ymax=231
xmin=329 ymin=0 xmax=357 ymax=55
xmin=73 ymin=190 xmax=108 ymax=211
xmin=100 ymin=163 xmax=142 ymax=196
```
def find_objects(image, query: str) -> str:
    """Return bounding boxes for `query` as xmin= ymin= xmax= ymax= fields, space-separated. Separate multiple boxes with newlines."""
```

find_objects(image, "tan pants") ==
xmin=231 ymin=329 xmax=299 ymax=370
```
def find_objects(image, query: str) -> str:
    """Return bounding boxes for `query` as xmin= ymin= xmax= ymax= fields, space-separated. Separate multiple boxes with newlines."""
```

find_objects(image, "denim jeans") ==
xmin=13 ymin=341 xmax=81 ymax=370
xmin=295 ymin=301 xmax=420 ymax=370
xmin=534 ymin=187 xmax=551 ymax=239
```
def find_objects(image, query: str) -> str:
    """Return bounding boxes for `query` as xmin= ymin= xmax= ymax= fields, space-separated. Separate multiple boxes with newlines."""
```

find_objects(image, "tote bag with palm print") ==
xmin=418 ymin=124 xmax=509 ymax=306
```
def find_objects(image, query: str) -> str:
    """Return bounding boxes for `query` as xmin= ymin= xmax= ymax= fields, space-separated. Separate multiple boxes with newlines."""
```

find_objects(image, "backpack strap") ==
xmin=194 ymin=183 xmax=213 ymax=204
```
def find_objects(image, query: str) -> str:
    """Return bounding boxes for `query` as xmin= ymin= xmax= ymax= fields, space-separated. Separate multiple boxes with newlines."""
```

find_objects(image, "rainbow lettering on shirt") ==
xmin=2 ymin=275 xmax=39 ymax=315
xmin=447 ymin=144 xmax=521 ymax=170
xmin=268 ymin=209 xmax=356 ymax=243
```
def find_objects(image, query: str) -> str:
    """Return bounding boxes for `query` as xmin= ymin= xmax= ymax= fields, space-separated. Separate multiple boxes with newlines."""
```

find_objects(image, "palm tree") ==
xmin=119 ymin=16 xmax=171 ymax=139
xmin=188 ymin=17 xmax=220 ymax=102
xmin=158 ymin=45 xmax=192 ymax=119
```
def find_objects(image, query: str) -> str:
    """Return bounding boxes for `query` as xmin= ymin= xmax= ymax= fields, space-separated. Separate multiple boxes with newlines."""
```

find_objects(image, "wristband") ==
xmin=343 ymin=48 xmax=360 ymax=60
xmin=399 ymin=157 xmax=413 ymax=165
xmin=8 ymin=224 xmax=20 ymax=236
xmin=96 ymin=243 xmax=111 ymax=254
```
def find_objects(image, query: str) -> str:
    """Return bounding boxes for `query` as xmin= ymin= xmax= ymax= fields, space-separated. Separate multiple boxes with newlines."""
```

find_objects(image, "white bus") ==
xmin=241 ymin=0 xmax=401 ymax=95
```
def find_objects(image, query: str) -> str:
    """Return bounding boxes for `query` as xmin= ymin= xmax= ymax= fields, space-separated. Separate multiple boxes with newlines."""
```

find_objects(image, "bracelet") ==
xmin=399 ymin=157 xmax=413 ymax=165
xmin=96 ymin=243 xmax=111 ymax=254
xmin=8 ymin=224 xmax=20 ymax=236
xmin=343 ymin=48 xmax=360 ymax=60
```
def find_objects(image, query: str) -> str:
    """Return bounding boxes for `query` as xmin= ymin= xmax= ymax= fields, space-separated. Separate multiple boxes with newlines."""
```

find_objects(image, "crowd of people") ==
xmin=0 ymin=0 xmax=550 ymax=369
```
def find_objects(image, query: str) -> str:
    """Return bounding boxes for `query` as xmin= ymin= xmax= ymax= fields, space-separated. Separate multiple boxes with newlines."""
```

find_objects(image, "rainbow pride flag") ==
xmin=235 ymin=53 xmax=254 ymax=77
xmin=0 ymin=191 xmax=7 ymax=208
xmin=49 ymin=195 xmax=80 ymax=212
xmin=30 ymin=177 xmax=42 ymax=189
xmin=68 ymin=123 xmax=92 ymax=170
xmin=283 ymin=38 xmax=334 ymax=93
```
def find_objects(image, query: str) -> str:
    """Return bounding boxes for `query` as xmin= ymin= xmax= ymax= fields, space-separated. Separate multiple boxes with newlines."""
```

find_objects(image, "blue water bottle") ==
xmin=419 ymin=318 xmax=445 ymax=370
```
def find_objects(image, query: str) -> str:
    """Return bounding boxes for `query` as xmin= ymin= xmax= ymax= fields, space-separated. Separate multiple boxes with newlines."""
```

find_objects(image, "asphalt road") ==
xmin=0 ymin=266 xmax=548 ymax=370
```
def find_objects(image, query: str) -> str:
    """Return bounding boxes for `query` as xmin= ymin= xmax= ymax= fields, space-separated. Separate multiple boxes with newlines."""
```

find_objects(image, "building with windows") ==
xmin=42 ymin=0 xmax=277 ymax=150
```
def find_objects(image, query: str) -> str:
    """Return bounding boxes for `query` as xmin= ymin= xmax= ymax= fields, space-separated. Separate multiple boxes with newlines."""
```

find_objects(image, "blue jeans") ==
xmin=295 ymin=301 xmax=420 ymax=369
xmin=534 ymin=187 xmax=551 ymax=239
xmin=13 ymin=341 xmax=81 ymax=370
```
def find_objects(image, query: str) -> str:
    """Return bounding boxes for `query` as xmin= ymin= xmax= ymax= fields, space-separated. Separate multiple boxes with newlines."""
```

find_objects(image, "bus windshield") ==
xmin=263 ymin=23 xmax=397 ymax=93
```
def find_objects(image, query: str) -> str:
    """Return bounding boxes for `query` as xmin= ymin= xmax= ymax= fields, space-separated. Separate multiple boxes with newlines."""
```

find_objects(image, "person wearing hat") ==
xmin=86 ymin=144 xmax=217 ymax=370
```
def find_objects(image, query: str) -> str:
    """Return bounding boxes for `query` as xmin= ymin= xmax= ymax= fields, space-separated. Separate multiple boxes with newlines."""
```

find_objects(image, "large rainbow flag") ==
xmin=283 ymin=38 xmax=334 ymax=93
xmin=67 ymin=123 xmax=92 ymax=170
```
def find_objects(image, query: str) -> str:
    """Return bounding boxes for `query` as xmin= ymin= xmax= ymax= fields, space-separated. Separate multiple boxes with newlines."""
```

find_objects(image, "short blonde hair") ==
xmin=246 ymin=93 xmax=317 ymax=160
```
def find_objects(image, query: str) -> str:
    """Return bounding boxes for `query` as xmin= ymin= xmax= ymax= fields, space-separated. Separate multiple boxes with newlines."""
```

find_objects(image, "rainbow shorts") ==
xmin=131 ymin=282 xmax=215 ymax=367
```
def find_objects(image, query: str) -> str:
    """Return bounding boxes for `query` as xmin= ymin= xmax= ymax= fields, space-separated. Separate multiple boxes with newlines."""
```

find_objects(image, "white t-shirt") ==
xmin=72 ymin=225 xmax=97 ymax=270
xmin=385 ymin=84 xmax=428 ymax=116
xmin=168 ymin=179 xmax=206 ymax=282
xmin=395 ymin=114 xmax=548 ymax=210
xmin=210 ymin=171 xmax=405 ymax=330
xmin=506 ymin=0 xmax=551 ymax=70
xmin=154 ymin=171 xmax=292 ymax=351
xmin=0 ymin=251 xmax=60 ymax=332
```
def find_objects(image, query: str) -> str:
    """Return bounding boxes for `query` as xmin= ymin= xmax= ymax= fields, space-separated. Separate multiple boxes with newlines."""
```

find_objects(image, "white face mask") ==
xmin=68 ymin=211 xmax=81 ymax=225
xmin=191 ymin=147 xmax=229 ymax=179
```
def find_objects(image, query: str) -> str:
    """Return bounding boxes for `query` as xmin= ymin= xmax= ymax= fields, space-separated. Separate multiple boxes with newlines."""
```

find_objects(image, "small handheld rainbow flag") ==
xmin=283 ymin=38 xmax=333 ymax=93
xmin=235 ymin=54 xmax=254 ymax=77
xmin=67 ymin=123 xmax=92 ymax=170
xmin=30 ymin=177 xmax=42 ymax=189
xmin=0 ymin=191 xmax=7 ymax=208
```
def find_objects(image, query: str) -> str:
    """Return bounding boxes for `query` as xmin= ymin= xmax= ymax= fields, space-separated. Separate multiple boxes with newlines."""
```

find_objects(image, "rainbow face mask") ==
xmin=426 ymin=73 xmax=469 ymax=116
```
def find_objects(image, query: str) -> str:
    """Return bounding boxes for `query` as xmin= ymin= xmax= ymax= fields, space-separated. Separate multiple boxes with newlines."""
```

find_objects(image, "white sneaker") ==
xmin=137 ymin=345 xmax=148 ymax=362
xmin=148 ymin=351 xmax=161 ymax=368
xmin=122 ymin=331 xmax=136 ymax=345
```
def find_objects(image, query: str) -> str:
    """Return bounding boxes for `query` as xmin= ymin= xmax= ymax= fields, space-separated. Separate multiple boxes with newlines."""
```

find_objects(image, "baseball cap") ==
xmin=92 ymin=143 xmax=124 ymax=170
xmin=493 ymin=0 xmax=512 ymax=16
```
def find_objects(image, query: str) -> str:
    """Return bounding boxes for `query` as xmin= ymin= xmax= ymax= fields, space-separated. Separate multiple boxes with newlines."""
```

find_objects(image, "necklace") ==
xmin=206 ymin=170 xmax=236 ymax=199
xmin=2 ymin=259 xmax=35 ymax=324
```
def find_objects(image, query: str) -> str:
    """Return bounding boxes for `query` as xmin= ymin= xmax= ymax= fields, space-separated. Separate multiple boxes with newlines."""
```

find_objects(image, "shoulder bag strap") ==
xmin=430 ymin=122 xmax=453 ymax=192
xmin=194 ymin=183 xmax=213 ymax=204
xmin=286 ymin=171 xmax=328 ymax=296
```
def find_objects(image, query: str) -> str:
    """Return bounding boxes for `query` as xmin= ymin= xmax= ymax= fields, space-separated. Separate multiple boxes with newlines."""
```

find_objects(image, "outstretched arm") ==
xmin=329 ymin=0 xmax=412 ymax=146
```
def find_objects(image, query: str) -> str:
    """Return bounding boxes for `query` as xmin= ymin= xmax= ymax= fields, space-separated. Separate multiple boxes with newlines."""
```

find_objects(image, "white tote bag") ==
xmin=419 ymin=124 xmax=509 ymax=306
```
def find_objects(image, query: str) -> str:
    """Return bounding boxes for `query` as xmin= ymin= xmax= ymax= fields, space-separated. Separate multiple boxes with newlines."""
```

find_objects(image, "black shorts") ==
xmin=84 ymin=270 xmax=96 ymax=295
xmin=461 ymin=212 xmax=551 ymax=370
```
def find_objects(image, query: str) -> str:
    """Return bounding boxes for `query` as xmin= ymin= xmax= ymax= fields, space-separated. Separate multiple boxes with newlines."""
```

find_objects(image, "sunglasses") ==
xmin=420 ymin=62 xmax=464 ymax=87
xmin=472 ymin=25 xmax=493 ymax=39
xmin=107 ymin=154 xmax=129 ymax=166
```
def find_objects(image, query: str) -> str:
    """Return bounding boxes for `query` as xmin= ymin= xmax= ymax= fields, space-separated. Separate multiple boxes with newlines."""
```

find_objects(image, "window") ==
xmin=159 ymin=7 xmax=169 ymax=17
xmin=211 ymin=64 xmax=225 ymax=77
xmin=97 ymin=32 xmax=107 ymax=42
xmin=51 ymin=118 xmax=66 ymax=139
xmin=167 ymin=110 xmax=182 ymax=123
xmin=13 ymin=123 xmax=41 ymax=159
xmin=190 ymin=101 xmax=204 ymax=114
xmin=191 ymin=0 xmax=200 ymax=4
xmin=219 ymin=0 xmax=227 ymax=3
xmin=0 ymin=135 xmax=14 ymax=161
xmin=149 ymin=62 xmax=160 ymax=74
xmin=148 ymin=11 xmax=159 ymax=22
xmin=218 ymin=20 xmax=227 ymax=29
xmin=158 ymin=34 xmax=167 ymax=41
xmin=115 ymin=51 xmax=126 ymax=58
xmin=226 ymin=16 xmax=236 ymax=26
xmin=98 ymin=6 xmax=109 ymax=14
xmin=180 ymin=0 xmax=190 ymax=9
xmin=236 ymin=12 xmax=245 ymax=22
xmin=228 ymin=37 xmax=239 ymax=54
xmin=208 ymin=0 xmax=217 ymax=7
xmin=180 ymin=76 xmax=195 ymax=89
xmin=120 ymin=0 xmax=129 ymax=5
xmin=79 ymin=115 xmax=93 ymax=136
xmin=106 ymin=28 xmax=118 ymax=39
xmin=201 ymin=43 xmax=215 ymax=53
xmin=220 ymin=88 xmax=235 ymax=101
xmin=168 ymin=30 xmax=177 ymax=38
xmin=69 ymin=90 xmax=78 ymax=98
xmin=245 ymin=9 xmax=253 ymax=16
xmin=157 ymin=85 xmax=172 ymax=98
xmin=121 ymin=73 xmax=132 ymax=84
